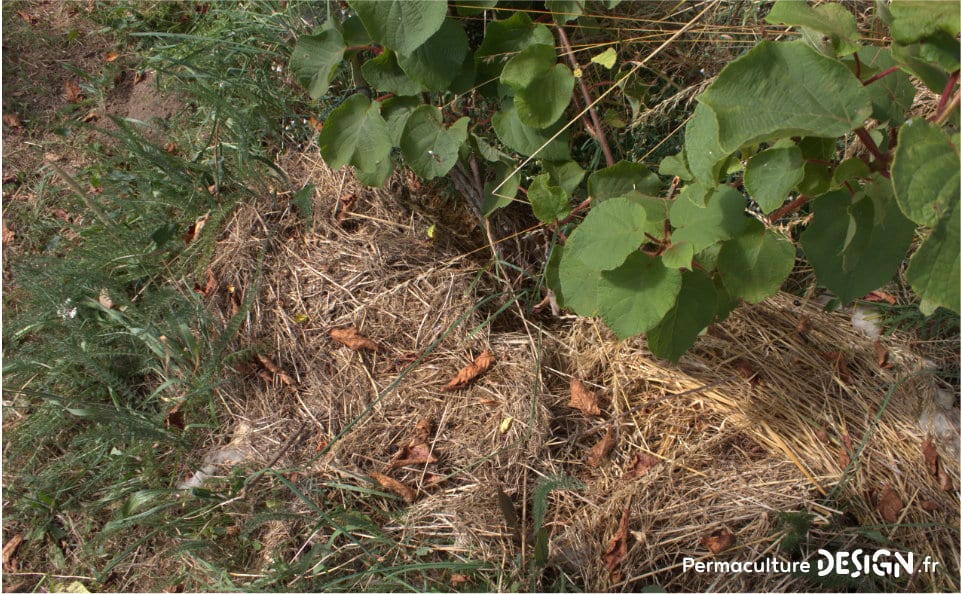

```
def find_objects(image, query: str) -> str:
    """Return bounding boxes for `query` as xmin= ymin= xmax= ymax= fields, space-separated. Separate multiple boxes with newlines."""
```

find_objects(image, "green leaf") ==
xmin=471 ymin=133 xmax=504 ymax=163
xmin=396 ymin=19 xmax=469 ymax=91
xmin=492 ymin=99 xmax=571 ymax=160
xmin=544 ymin=160 xmax=585 ymax=196
xmin=678 ymin=180 xmax=710 ymax=208
xmin=766 ymin=0 xmax=860 ymax=57
xmin=528 ymin=174 xmax=570 ymax=223
xmin=596 ymin=252 xmax=682 ymax=338
xmin=647 ymin=269 xmax=717 ymax=362
xmin=546 ymin=242 xmax=565 ymax=306
xmin=558 ymin=246 xmax=603 ymax=315
xmin=848 ymin=46 xmax=915 ymax=126
xmin=670 ymin=185 xmax=748 ymax=253
xmin=661 ymin=241 xmax=694 ymax=269
xmin=292 ymin=183 xmax=315 ymax=231
xmin=319 ymin=94 xmax=392 ymax=177
xmin=381 ymin=96 xmax=421 ymax=146
xmin=482 ymin=161 xmax=520 ymax=216
xmin=698 ymin=41 xmax=872 ymax=153
xmin=588 ymin=161 xmax=661 ymax=202
xmin=362 ymin=50 xmax=427 ymax=96
xmin=891 ymin=41 xmax=949 ymax=92
xmin=892 ymin=118 xmax=960 ymax=227
xmin=658 ymin=149 xmax=692 ymax=181
xmin=718 ymin=220 xmax=795 ymax=304
xmin=501 ymin=44 xmax=575 ymax=129
xmin=796 ymin=162 xmax=832 ymax=196
xmin=475 ymin=12 xmax=555 ymax=95
xmin=801 ymin=186 xmax=916 ymax=304
xmin=455 ymin=0 xmax=498 ymax=17
xmin=290 ymin=27 xmax=346 ymax=99
xmin=354 ymin=156 xmax=393 ymax=187
xmin=591 ymin=47 xmax=617 ymax=69
xmin=449 ymin=49 xmax=478 ymax=94
xmin=743 ymin=146 xmax=804 ymax=214
xmin=684 ymin=102 xmax=727 ymax=186
xmin=341 ymin=14 xmax=371 ymax=46
xmin=565 ymin=197 xmax=648 ymax=271
xmin=889 ymin=0 xmax=960 ymax=44
xmin=348 ymin=0 xmax=446 ymax=55
xmin=832 ymin=157 xmax=871 ymax=186
xmin=400 ymin=106 xmax=469 ymax=179
xmin=907 ymin=201 xmax=960 ymax=315
xmin=546 ymin=0 xmax=583 ymax=23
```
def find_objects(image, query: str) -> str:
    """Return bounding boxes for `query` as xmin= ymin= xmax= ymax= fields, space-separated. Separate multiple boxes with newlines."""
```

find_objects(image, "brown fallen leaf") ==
xmin=938 ymin=467 xmax=954 ymax=491
xmin=2 ymin=533 xmax=23 ymax=572
xmin=877 ymin=485 xmax=903 ymax=523
xmin=165 ymin=403 xmax=185 ymax=431
xmin=623 ymin=452 xmax=660 ymax=480
xmin=920 ymin=498 xmax=942 ymax=512
xmin=337 ymin=192 xmax=357 ymax=224
xmin=922 ymin=435 xmax=939 ymax=477
xmin=194 ymin=269 xmax=217 ymax=298
xmin=569 ymin=378 xmax=602 ymax=416
xmin=701 ymin=529 xmax=736 ymax=554
xmin=17 ymin=10 xmax=38 ymax=24
xmin=863 ymin=290 xmax=897 ymax=305
xmin=182 ymin=212 xmax=209 ymax=245
xmin=49 ymin=207 xmax=71 ymax=221
xmin=412 ymin=417 xmax=433 ymax=445
xmin=873 ymin=340 xmax=890 ymax=368
xmin=442 ymin=349 xmax=495 ymax=391
xmin=255 ymin=354 xmax=294 ymax=386
xmin=602 ymin=497 xmax=632 ymax=582
xmin=449 ymin=574 xmax=470 ymax=587
xmin=105 ymin=50 xmax=121 ymax=62
xmin=587 ymin=426 xmax=615 ymax=467
xmin=44 ymin=152 xmax=64 ymax=162
xmin=308 ymin=116 xmax=324 ymax=133
xmin=330 ymin=326 xmax=381 ymax=352
xmin=80 ymin=110 xmax=99 ymax=123
xmin=370 ymin=472 xmax=416 ymax=502
xmin=796 ymin=315 xmax=811 ymax=336
xmin=164 ymin=142 xmax=178 ymax=154
xmin=387 ymin=443 xmax=438 ymax=471
xmin=3 ymin=113 xmax=22 ymax=129
xmin=733 ymin=359 xmax=759 ymax=386
xmin=838 ymin=433 xmax=854 ymax=470
xmin=2 ymin=224 xmax=14 ymax=245
xmin=65 ymin=80 xmax=83 ymax=103
xmin=821 ymin=350 xmax=852 ymax=382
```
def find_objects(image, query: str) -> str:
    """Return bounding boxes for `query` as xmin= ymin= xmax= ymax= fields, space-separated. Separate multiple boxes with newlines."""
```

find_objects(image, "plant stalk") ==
xmin=46 ymin=162 xmax=116 ymax=228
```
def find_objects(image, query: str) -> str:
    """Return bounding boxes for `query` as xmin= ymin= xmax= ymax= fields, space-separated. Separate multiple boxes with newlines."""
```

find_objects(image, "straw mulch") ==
xmin=195 ymin=148 xmax=959 ymax=592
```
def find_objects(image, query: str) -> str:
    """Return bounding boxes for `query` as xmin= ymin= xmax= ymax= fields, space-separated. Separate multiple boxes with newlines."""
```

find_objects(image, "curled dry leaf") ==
xmin=873 ymin=340 xmax=890 ymax=368
xmin=387 ymin=443 xmax=438 ymax=471
xmin=922 ymin=435 xmax=939 ymax=477
xmin=587 ymin=426 xmax=615 ymax=467
xmin=105 ymin=51 xmax=121 ymax=62
xmin=863 ymin=290 xmax=897 ymax=305
xmin=255 ymin=354 xmax=294 ymax=386
xmin=182 ymin=212 xmax=209 ymax=245
xmin=796 ymin=314 xmax=811 ymax=336
xmin=442 ymin=349 xmax=495 ymax=391
xmin=412 ymin=417 xmax=433 ymax=445
xmin=330 ymin=326 xmax=380 ymax=352
xmin=701 ymin=529 xmax=737 ymax=554
xmin=838 ymin=433 xmax=854 ymax=470
xmin=733 ymin=359 xmax=759 ymax=386
xmin=602 ymin=497 xmax=632 ymax=581
xmin=623 ymin=452 xmax=660 ymax=481
xmin=194 ymin=269 xmax=217 ymax=298
xmin=80 ymin=110 xmax=99 ymax=123
xmin=337 ymin=192 xmax=357 ymax=224
xmin=165 ymin=403 xmax=185 ymax=431
xmin=370 ymin=472 xmax=416 ymax=502
xmin=2 ymin=533 xmax=23 ymax=572
xmin=449 ymin=574 xmax=470 ymax=587
xmin=64 ymin=80 xmax=83 ymax=103
xmin=569 ymin=378 xmax=602 ymax=416
xmin=877 ymin=485 xmax=903 ymax=523
xmin=920 ymin=498 xmax=942 ymax=512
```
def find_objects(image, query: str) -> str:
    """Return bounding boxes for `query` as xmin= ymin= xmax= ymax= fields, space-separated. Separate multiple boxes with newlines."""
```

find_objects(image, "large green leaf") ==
xmin=319 ymin=94 xmax=392 ymax=179
xmin=475 ymin=12 xmax=555 ymax=95
xmin=558 ymin=246 xmax=603 ymax=315
xmin=891 ymin=118 xmax=959 ymax=227
xmin=396 ymin=19 xmax=469 ymax=91
xmin=684 ymin=102 xmax=727 ymax=187
xmin=455 ymin=0 xmax=498 ymax=17
xmin=743 ymin=146 xmax=804 ymax=214
xmin=596 ymin=252 xmax=682 ymax=338
xmin=565 ymin=197 xmax=648 ymax=271
xmin=290 ymin=27 xmax=346 ymax=99
xmin=546 ymin=0 xmax=583 ymax=23
xmin=891 ymin=41 xmax=950 ymax=92
xmin=670 ymin=185 xmax=748 ymax=253
xmin=765 ymin=0 xmax=859 ymax=57
xmin=847 ymin=46 xmax=915 ymax=126
xmin=698 ymin=41 xmax=872 ymax=153
xmin=544 ymin=160 xmax=585 ymax=196
xmin=492 ymin=99 xmax=571 ymax=160
xmin=889 ymin=0 xmax=960 ymax=44
xmin=647 ymin=269 xmax=717 ymax=362
xmin=907 ymin=201 xmax=960 ymax=315
xmin=482 ymin=161 xmax=520 ymax=216
xmin=587 ymin=161 xmax=661 ymax=202
xmin=399 ymin=106 xmax=469 ymax=179
xmin=528 ymin=174 xmax=570 ymax=223
xmin=658 ymin=148 xmax=692 ymax=181
xmin=348 ymin=0 xmax=446 ymax=55
xmin=381 ymin=96 xmax=421 ymax=145
xmin=718 ymin=220 xmax=795 ymax=304
xmin=800 ymin=187 xmax=915 ymax=304
xmin=362 ymin=50 xmax=427 ymax=96
xmin=501 ymin=44 xmax=574 ymax=129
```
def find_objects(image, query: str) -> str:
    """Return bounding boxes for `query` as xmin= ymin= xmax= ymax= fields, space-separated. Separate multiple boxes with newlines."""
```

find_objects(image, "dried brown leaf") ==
xmin=65 ymin=80 xmax=83 ymax=103
xmin=3 ymin=113 xmax=22 ymax=129
xmin=878 ymin=485 xmax=903 ymax=523
xmin=80 ymin=110 xmax=99 ymax=123
xmin=337 ymin=192 xmax=357 ymax=224
xmin=387 ymin=443 xmax=438 ymax=471
xmin=97 ymin=288 xmax=113 ymax=309
xmin=920 ymin=498 xmax=942 ymax=512
xmin=2 ymin=224 xmax=14 ymax=245
xmin=796 ymin=315 xmax=811 ymax=336
xmin=194 ymin=269 xmax=217 ymax=298
xmin=733 ymin=359 xmax=759 ymax=386
xmin=701 ymin=529 xmax=736 ymax=554
xmin=838 ymin=433 xmax=854 ymax=470
xmin=2 ymin=533 xmax=23 ymax=572
xmin=873 ymin=340 xmax=890 ymax=368
xmin=182 ymin=213 xmax=209 ymax=245
xmin=44 ymin=152 xmax=64 ymax=162
xmin=821 ymin=351 xmax=852 ymax=382
xmin=863 ymin=290 xmax=897 ymax=305
xmin=623 ymin=452 xmax=660 ymax=481
xmin=165 ymin=403 xmax=185 ymax=431
xmin=938 ymin=466 xmax=954 ymax=491
xmin=370 ymin=472 xmax=416 ymax=502
xmin=330 ymin=326 xmax=381 ymax=352
xmin=16 ymin=11 xmax=38 ymax=24
xmin=412 ymin=417 xmax=433 ymax=446
xmin=569 ymin=378 xmax=602 ymax=416
xmin=442 ymin=349 xmax=494 ymax=391
xmin=922 ymin=435 xmax=939 ymax=477
xmin=587 ymin=427 xmax=615 ymax=467
xmin=49 ymin=207 xmax=70 ymax=221
xmin=602 ymin=498 xmax=632 ymax=581
xmin=164 ymin=142 xmax=178 ymax=154
xmin=105 ymin=51 xmax=121 ymax=62
xmin=449 ymin=574 xmax=470 ymax=587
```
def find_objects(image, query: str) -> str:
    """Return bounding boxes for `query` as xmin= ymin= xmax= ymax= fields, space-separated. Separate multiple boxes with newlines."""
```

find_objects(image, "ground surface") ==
xmin=3 ymin=3 xmax=960 ymax=593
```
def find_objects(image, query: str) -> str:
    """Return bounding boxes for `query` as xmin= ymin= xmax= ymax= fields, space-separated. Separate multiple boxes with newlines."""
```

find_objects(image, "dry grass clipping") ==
xmin=192 ymin=147 xmax=958 ymax=592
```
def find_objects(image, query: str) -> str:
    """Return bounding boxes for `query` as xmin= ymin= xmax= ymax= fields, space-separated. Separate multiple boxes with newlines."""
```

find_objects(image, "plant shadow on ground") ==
xmin=3 ymin=2 xmax=959 ymax=593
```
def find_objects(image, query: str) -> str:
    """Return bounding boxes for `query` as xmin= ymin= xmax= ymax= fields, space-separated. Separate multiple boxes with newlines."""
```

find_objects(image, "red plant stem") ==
xmin=853 ymin=52 xmax=861 ymax=79
xmin=555 ymin=197 xmax=592 ymax=227
xmin=345 ymin=45 xmax=378 ymax=53
xmin=861 ymin=65 xmax=899 ymax=86
xmin=935 ymin=71 xmax=959 ymax=119
xmin=854 ymin=128 xmax=886 ymax=163
xmin=767 ymin=194 xmax=812 ymax=223
xmin=555 ymin=25 xmax=616 ymax=167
